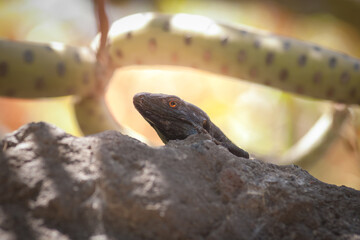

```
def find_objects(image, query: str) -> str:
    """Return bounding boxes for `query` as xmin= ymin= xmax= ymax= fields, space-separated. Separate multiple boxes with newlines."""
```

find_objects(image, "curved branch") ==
xmin=280 ymin=104 xmax=350 ymax=168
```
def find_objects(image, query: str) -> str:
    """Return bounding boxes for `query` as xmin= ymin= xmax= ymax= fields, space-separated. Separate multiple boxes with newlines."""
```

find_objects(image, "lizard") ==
xmin=133 ymin=92 xmax=250 ymax=159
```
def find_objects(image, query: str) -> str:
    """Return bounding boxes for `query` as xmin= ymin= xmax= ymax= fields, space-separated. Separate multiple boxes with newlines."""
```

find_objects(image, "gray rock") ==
xmin=0 ymin=122 xmax=359 ymax=240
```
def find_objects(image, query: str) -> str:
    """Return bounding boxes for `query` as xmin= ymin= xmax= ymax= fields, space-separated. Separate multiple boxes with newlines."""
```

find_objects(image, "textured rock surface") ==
xmin=0 ymin=122 xmax=359 ymax=240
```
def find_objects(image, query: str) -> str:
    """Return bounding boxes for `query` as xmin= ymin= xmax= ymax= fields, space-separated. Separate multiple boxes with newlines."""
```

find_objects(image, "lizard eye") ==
xmin=169 ymin=100 xmax=177 ymax=108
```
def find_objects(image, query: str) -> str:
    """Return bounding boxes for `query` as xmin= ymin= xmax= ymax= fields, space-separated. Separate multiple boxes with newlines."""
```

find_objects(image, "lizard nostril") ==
xmin=133 ymin=93 xmax=145 ymax=103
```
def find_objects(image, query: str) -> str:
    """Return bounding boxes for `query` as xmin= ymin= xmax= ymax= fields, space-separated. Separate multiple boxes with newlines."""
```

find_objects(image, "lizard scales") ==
xmin=133 ymin=92 xmax=250 ymax=159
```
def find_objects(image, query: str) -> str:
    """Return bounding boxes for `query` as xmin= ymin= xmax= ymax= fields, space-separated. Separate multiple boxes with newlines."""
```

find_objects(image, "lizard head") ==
xmin=133 ymin=92 xmax=211 ymax=143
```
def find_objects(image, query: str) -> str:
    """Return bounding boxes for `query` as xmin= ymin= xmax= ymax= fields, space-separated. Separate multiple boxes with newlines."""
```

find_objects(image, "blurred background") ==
xmin=0 ymin=0 xmax=359 ymax=189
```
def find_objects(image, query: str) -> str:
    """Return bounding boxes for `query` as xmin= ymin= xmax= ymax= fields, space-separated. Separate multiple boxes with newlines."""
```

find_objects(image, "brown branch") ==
xmin=279 ymin=104 xmax=350 ymax=168
xmin=94 ymin=0 xmax=109 ymax=62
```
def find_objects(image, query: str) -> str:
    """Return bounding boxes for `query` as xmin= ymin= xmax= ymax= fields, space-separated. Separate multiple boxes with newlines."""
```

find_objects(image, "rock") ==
xmin=0 ymin=122 xmax=359 ymax=240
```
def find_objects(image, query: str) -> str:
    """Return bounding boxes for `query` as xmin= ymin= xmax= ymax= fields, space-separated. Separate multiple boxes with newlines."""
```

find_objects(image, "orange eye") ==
xmin=169 ymin=100 xmax=177 ymax=108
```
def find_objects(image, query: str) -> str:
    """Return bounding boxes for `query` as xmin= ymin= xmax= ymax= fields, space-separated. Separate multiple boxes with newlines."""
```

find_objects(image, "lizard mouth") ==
xmin=143 ymin=116 xmax=155 ymax=126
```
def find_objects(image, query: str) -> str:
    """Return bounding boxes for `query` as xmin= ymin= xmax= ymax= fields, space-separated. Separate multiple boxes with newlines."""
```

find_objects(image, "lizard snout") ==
xmin=133 ymin=92 xmax=148 ymax=107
